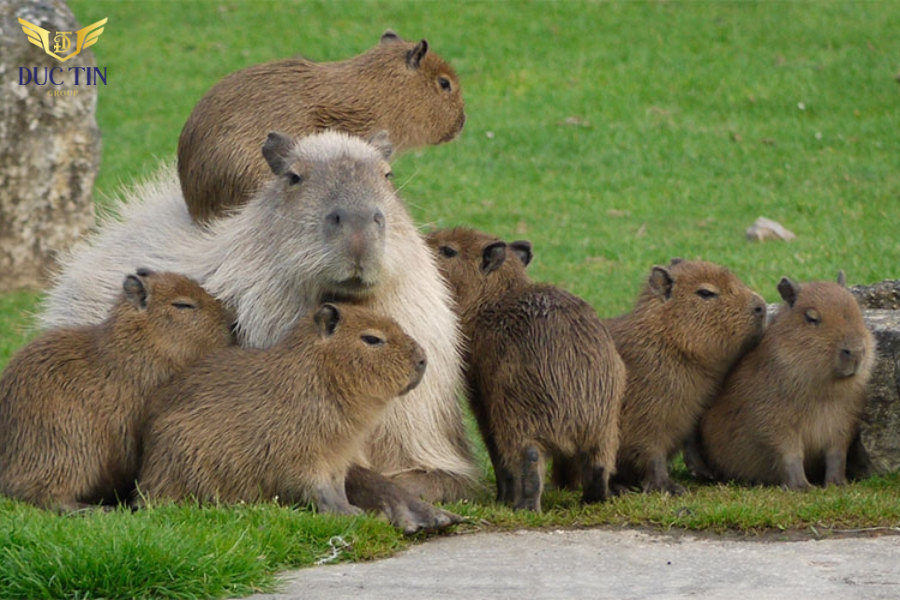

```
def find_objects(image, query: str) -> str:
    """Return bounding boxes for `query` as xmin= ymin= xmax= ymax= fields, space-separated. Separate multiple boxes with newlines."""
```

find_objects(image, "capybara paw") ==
xmin=391 ymin=498 xmax=462 ymax=535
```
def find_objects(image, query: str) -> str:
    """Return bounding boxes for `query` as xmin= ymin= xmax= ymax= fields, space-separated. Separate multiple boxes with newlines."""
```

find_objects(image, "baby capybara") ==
xmin=427 ymin=227 xmax=626 ymax=511
xmin=0 ymin=270 xmax=234 ymax=511
xmin=138 ymin=303 xmax=426 ymax=516
xmin=700 ymin=273 xmax=875 ymax=489
xmin=602 ymin=259 xmax=766 ymax=495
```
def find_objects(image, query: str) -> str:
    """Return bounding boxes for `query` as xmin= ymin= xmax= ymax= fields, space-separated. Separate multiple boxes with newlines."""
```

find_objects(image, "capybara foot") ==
xmin=346 ymin=465 xmax=462 ymax=535
xmin=581 ymin=465 xmax=610 ymax=504
xmin=390 ymin=468 xmax=473 ymax=504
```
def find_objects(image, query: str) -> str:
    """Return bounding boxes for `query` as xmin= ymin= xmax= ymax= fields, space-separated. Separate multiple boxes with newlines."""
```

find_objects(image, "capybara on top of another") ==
xmin=178 ymin=30 xmax=466 ymax=223
xmin=0 ymin=270 xmax=234 ymax=511
xmin=606 ymin=258 xmax=767 ymax=495
xmin=699 ymin=273 xmax=876 ymax=489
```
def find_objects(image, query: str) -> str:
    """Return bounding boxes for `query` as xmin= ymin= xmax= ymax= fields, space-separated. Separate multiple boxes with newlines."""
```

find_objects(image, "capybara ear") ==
xmin=315 ymin=303 xmax=342 ymax=338
xmin=123 ymin=273 xmax=149 ymax=310
xmin=407 ymin=39 xmax=429 ymax=69
xmin=777 ymin=277 xmax=800 ymax=307
xmin=262 ymin=132 xmax=296 ymax=177
xmin=481 ymin=241 xmax=507 ymax=275
xmin=669 ymin=257 xmax=685 ymax=266
xmin=648 ymin=266 xmax=675 ymax=300
xmin=380 ymin=29 xmax=401 ymax=44
xmin=837 ymin=270 xmax=847 ymax=287
xmin=368 ymin=131 xmax=395 ymax=162
xmin=509 ymin=240 xmax=534 ymax=268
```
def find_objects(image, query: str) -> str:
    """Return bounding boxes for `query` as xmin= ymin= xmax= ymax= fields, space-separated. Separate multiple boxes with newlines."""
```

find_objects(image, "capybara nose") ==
xmin=402 ymin=345 xmax=428 ymax=395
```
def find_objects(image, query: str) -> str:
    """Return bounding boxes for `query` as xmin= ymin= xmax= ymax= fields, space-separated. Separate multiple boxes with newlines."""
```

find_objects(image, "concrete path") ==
xmin=245 ymin=528 xmax=900 ymax=599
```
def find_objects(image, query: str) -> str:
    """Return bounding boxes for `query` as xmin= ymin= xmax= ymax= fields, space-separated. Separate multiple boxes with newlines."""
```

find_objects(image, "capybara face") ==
xmin=378 ymin=31 xmax=466 ymax=146
xmin=775 ymin=276 xmax=875 ymax=380
xmin=640 ymin=259 xmax=767 ymax=368
xmin=118 ymin=269 xmax=235 ymax=367
xmin=261 ymin=131 xmax=395 ymax=300
xmin=426 ymin=227 xmax=533 ymax=313
xmin=314 ymin=303 xmax=427 ymax=400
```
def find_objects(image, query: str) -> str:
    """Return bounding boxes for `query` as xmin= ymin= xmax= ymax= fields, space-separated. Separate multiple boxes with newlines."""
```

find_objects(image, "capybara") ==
xmin=699 ymin=273 xmax=876 ymax=489
xmin=38 ymin=131 xmax=474 ymax=533
xmin=599 ymin=259 xmax=767 ymax=495
xmin=139 ymin=303 xmax=426 ymax=517
xmin=178 ymin=30 xmax=466 ymax=223
xmin=0 ymin=270 xmax=234 ymax=511
xmin=427 ymin=227 xmax=626 ymax=511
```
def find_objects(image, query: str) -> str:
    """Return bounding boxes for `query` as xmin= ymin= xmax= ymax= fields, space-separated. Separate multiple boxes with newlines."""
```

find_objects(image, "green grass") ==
xmin=1 ymin=0 xmax=899 ymax=598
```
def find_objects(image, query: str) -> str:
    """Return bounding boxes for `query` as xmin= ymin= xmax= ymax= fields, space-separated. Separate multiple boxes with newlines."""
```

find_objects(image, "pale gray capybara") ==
xmin=0 ymin=270 xmax=234 ymax=511
xmin=178 ymin=30 xmax=466 ymax=223
xmin=699 ymin=273 xmax=875 ymax=489
xmin=591 ymin=259 xmax=767 ymax=495
xmin=37 ymin=130 xmax=474 ymax=533
xmin=139 ymin=303 xmax=433 ymax=526
xmin=427 ymin=227 xmax=626 ymax=511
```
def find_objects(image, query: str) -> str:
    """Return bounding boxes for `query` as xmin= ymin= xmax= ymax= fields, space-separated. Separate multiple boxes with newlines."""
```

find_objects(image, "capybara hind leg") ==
xmin=550 ymin=456 xmax=580 ymax=491
xmin=346 ymin=465 xmax=462 ymax=535
xmin=581 ymin=461 xmax=610 ymax=504
xmin=780 ymin=453 xmax=812 ymax=490
xmin=493 ymin=462 xmax=515 ymax=505
xmin=823 ymin=446 xmax=848 ymax=487
xmin=512 ymin=445 xmax=543 ymax=512
xmin=641 ymin=455 xmax=685 ymax=496
xmin=682 ymin=428 xmax=715 ymax=481
xmin=389 ymin=469 xmax=472 ymax=504
xmin=314 ymin=482 xmax=363 ymax=516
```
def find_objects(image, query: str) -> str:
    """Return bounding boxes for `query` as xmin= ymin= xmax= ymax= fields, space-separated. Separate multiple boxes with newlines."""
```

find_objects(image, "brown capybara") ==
xmin=39 ymin=130 xmax=476 ymax=534
xmin=178 ymin=30 xmax=466 ymax=224
xmin=699 ymin=273 xmax=876 ymax=489
xmin=0 ymin=270 xmax=234 ymax=511
xmin=427 ymin=227 xmax=626 ymax=511
xmin=597 ymin=259 xmax=767 ymax=495
xmin=138 ymin=303 xmax=436 ymax=524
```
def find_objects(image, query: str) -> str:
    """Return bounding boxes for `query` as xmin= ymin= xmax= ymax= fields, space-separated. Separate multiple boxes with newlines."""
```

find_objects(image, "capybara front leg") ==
xmin=512 ymin=445 xmax=543 ymax=512
xmin=314 ymin=480 xmax=363 ymax=516
xmin=780 ymin=453 xmax=812 ymax=490
xmin=581 ymin=460 xmax=610 ymax=504
xmin=345 ymin=465 xmax=462 ymax=535
xmin=823 ymin=445 xmax=848 ymax=487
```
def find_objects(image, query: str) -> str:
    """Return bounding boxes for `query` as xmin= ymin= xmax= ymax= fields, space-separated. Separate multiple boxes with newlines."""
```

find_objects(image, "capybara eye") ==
xmin=805 ymin=309 xmax=821 ymax=325
xmin=439 ymin=246 xmax=458 ymax=258
xmin=696 ymin=288 xmax=719 ymax=300
xmin=361 ymin=334 xmax=385 ymax=347
xmin=288 ymin=172 xmax=302 ymax=186
xmin=171 ymin=301 xmax=198 ymax=310
xmin=438 ymin=77 xmax=452 ymax=92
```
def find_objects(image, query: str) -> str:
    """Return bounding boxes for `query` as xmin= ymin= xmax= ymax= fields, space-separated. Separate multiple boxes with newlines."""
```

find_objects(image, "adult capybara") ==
xmin=178 ymin=30 xmax=466 ymax=223
xmin=427 ymin=227 xmax=626 ymax=511
xmin=38 ymin=131 xmax=474 ymax=533
xmin=0 ymin=270 xmax=234 ymax=511
xmin=600 ymin=259 xmax=766 ymax=495
xmin=139 ymin=303 xmax=428 ymax=519
xmin=699 ymin=273 xmax=875 ymax=489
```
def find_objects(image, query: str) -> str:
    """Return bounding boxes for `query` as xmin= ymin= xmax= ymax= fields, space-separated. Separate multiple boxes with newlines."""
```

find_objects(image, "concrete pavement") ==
xmin=244 ymin=528 xmax=900 ymax=599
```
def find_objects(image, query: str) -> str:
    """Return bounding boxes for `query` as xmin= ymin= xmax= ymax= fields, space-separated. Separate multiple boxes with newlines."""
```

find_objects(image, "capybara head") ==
xmin=635 ymin=258 xmax=767 ymax=368
xmin=774 ymin=272 xmax=875 ymax=380
xmin=112 ymin=269 xmax=235 ymax=366
xmin=374 ymin=30 xmax=466 ymax=147
xmin=312 ymin=303 xmax=427 ymax=399
xmin=426 ymin=227 xmax=533 ymax=314
xmin=260 ymin=131 xmax=396 ymax=300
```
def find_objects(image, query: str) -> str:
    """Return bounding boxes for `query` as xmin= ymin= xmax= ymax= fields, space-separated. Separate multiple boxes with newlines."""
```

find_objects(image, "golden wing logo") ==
xmin=18 ymin=17 xmax=107 ymax=63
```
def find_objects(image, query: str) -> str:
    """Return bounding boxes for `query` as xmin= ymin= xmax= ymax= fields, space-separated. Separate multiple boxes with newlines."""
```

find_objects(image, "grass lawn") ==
xmin=1 ymin=1 xmax=899 ymax=598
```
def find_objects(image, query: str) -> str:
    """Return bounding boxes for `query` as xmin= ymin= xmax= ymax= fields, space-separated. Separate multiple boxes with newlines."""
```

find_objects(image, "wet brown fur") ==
xmin=602 ymin=259 xmax=767 ymax=495
xmin=0 ymin=271 xmax=234 ymax=511
xmin=699 ymin=274 xmax=876 ymax=489
xmin=138 ymin=303 xmax=427 ymax=515
xmin=427 ymin=227 xmax=626 ymax=511
xmin=178 ymin=30 xmax=466 ymax=223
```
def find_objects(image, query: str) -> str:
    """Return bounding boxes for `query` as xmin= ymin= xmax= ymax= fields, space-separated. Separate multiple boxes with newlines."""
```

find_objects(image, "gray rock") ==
xmin=0 ymin=0 xmax=99 ymax=291
xmin=852 ymin=280 xmax=900 ymax=310
xmin=850 ymin=309 xmax=900 ymax=478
